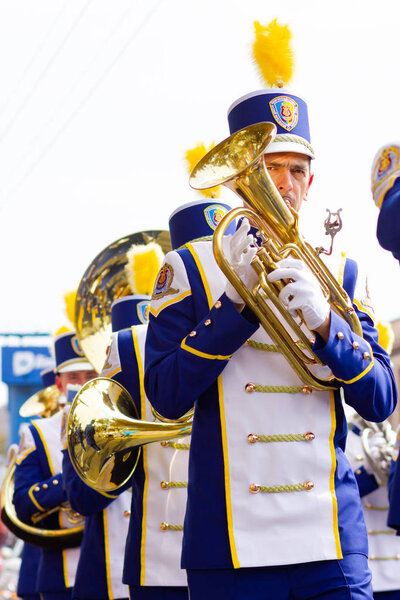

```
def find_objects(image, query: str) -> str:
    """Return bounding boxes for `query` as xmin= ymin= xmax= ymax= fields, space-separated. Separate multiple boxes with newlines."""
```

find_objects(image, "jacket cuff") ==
xmin=28 ymin=473 xmax=67 ymax=512
xmin=180 ymin=293 xmax=259 ymax=360
xmin=313 ymin=311 xmax=374 ymax=383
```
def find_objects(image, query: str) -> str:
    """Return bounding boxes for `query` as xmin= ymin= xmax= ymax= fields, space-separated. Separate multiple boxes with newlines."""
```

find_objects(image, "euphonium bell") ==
xmin=190 ymin=122 xmax=363 ymax=391
xmin=67 ymin=377 xmax=192 ymax=493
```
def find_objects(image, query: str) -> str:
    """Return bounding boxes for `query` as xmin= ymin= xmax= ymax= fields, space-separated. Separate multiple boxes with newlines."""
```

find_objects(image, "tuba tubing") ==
xmin=0 ymin=451 xmax=84 ymax=549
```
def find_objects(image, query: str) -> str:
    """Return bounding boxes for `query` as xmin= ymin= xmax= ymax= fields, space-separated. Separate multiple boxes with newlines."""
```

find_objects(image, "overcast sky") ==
xmin=0 ymin=0 xmax=400 ymax=337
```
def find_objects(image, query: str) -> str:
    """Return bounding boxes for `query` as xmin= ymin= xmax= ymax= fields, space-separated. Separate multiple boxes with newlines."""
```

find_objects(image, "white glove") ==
xmin=364 ymin=431 xmax=388 ymax=477
xmin=267 ymin=257 xmax=329 ymax=331
xmin=225 ymin=218 xmax=258 ymax=305
xmin=371 ymin=143 xmax=400 ymax=208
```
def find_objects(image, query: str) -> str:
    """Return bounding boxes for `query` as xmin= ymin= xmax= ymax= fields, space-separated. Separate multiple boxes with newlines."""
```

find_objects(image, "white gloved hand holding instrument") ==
xmin=267 ymin=257 xmax=330 ymax=332
xmin=225 ymin=218 xmax=258 ymax=306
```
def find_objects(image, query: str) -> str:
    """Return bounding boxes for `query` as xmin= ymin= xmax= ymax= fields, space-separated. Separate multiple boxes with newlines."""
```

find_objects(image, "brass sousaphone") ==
xmin=1 ymin=445 xmax=84 ymax=549
xmin=190 ymin=122 xmax=363 ymax=391
xmin=75 ymin=230 xmax=171 ymax=373
xmin=69 ymin=230 xmax=191 ymax=493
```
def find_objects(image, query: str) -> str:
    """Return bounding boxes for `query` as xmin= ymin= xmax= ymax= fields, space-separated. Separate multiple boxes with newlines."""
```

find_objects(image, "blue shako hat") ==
xmin=54 ymin=331 xmax=93 ymax=373
xmin=111 ymin=295 xmax=150 ymax=332
xmin=227 ymin=89 xmax=314 ymax=159
xmin=40 ymin=367 xmax=56 ymax=388
xmin=169 ymin=199 xmax=236 ymax=250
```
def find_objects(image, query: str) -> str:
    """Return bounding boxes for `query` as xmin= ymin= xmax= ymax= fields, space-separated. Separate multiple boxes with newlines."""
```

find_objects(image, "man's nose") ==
xmin=276 ymin=168 xmax=293 ymax=193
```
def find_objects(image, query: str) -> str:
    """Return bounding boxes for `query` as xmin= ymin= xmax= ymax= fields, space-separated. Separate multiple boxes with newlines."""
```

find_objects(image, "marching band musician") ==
xmin=84 ymin=202 xmax=235 ymax=600
xmin=144 ymin=87 xmax=398 ymax=600
xmin=15 ymin=367 xmax=58 ymax=600
xmin=13 ymin=332 xmax=97 ymax=600
xmin=345 ymin=406 xmax=400 ymax=598
xmin=370 ymin=144 xmax=400 ymax=542
xmin=371 ymin=143 xmax=400 ymax=263
xmin=61 ymin=296 xmax=148 ymax=600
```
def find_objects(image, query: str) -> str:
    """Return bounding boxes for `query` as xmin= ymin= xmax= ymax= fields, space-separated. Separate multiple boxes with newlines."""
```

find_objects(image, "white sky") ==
xmin=0 ymin=0 xmax=400 ymax=335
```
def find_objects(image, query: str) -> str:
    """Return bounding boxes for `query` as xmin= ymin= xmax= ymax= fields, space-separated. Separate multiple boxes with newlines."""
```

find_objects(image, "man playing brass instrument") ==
xmin=13 ymin=332 xmax=97 ymax=600
xmin=144 ymin=89 xmax=397 ymax=600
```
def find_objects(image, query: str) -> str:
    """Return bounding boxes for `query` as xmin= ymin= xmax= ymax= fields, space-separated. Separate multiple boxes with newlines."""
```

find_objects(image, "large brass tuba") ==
xmin=67 ymin=378 xmax=191 ymax=493
xmin=1 ymin=445 xmax=84 ymax=549
xmin=75 ymin=230 xmax=171 ymax=373
xmin=190 ymin=122 xmax=362 ymax=391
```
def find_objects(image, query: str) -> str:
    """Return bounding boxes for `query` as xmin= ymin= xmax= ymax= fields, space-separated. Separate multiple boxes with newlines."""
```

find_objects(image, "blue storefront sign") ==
xmin=0 ymin=334 xmax=53 ymax=444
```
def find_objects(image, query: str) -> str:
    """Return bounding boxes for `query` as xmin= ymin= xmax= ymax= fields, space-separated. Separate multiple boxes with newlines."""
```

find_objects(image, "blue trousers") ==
xmin=40 ymin=591 xmax=72 ymax=600
xmin=187 ymin=554 xmax=373 ymax=599
xmin=129 ymin=586 xmax=188 ymax=599
xmin=374 ymin=592 xmax=400 ymax=599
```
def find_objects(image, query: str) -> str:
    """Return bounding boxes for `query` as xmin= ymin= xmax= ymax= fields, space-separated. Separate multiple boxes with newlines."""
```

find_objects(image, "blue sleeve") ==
xmin=313 ymin=308 xmax=397 ymax=422
xmin=145 ymin=291 xmax=259 ymax=420
xmin=388 ymin=458 xmax=400 ymax=533
xmin=377 ymin=178 xmax=400 ymax=261
xmin=62 ymin=449 xmax=116 ymax=516
xmin=13 ymin=450 xmax=66 ymax=523
xmin=353 ymin=465 xmax=379 ymax=497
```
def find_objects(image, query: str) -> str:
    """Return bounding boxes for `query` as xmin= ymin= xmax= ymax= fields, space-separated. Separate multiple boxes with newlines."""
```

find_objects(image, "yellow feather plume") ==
xmin=63 ymin=290 xmax=77 ymax=327
xmin=185 ymin=143 xmax=221 ymax=198
xmin=376 ymin=320 xmax=395 ymax=355
xmin=54 ymin=325 xmax=72 ymax=337
xmin=125 ymin=242 xmax=165 ymax=295
xmin=252 ymin=19 xmax=294 ymax=88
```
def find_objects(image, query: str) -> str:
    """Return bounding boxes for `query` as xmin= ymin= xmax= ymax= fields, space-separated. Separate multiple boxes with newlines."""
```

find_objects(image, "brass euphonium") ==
xmin=1 ymin=446 xmax=84 ymax=549
xmin=67 ymin=377 xmax=191 ymax=493
xmin=190 ymin=122 xmax=363 ymax=391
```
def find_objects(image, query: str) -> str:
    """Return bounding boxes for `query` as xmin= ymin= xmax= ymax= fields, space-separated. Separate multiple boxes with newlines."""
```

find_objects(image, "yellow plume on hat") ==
xmin=252 ymin=19 xmax=294 ymax=88
xmin=54 ymin=325 xmax=72 ymax=337
xmin=376 ymin=320 xmax=395 ymax=355
xmin=63 ymin=290 xmax=77 ymax=328
xmin=125 ymin=242 xmax=165 ymax=295
xmin=185 ymin=143 xmax=221 ymax=198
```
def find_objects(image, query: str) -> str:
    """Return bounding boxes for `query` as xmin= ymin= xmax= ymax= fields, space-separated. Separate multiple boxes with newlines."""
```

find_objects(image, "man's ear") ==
xmin=55 ymin=374 xmax=63 ymax=392
xmin=304 ymin=173 xmax=314 ymax=201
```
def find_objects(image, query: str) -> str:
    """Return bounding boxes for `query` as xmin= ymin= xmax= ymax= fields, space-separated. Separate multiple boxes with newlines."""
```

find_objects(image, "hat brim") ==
xmin=56 ymin=361 xmax=95 ymax=374
xmin=265 ymin=140 xmax=314 ymax=160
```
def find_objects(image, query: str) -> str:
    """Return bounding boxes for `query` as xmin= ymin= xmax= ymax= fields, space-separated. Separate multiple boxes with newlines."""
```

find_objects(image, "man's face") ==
xmin=263 ymin=152 xmax=313 ymax=213
xmin=56 ymin=369 xmax=97 ymax=396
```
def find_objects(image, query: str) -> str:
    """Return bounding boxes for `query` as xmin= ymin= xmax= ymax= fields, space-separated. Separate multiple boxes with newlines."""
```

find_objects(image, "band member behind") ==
xmin=13 ymin=333 xmax=97 ymax=600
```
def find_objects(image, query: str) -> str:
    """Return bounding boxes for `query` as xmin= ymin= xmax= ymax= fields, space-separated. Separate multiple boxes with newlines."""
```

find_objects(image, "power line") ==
xmin=0 ymin=0 xmax=95 ymax=144
xmin=0 ymin=0 xmax=69 ymax=119
xmin=3 ymin=0 xmax=139 ymax=186
xmin=0 ymin=0 xmax=165 ymax=207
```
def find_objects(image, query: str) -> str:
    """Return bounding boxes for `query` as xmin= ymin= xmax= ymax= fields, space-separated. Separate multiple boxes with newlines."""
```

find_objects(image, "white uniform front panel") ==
xmin=135 ymin=326 xmax=189 ymax=587
xmin=33 ymin=411 xmax=80 ymax=587
xmin=105 ymin=492 xmax=131 ymax=598
xmin=191 ymin=241 xmax=341 ymax=567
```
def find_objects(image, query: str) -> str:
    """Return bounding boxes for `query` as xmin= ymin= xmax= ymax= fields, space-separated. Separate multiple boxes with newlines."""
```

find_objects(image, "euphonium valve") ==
xmin=189 ymin=122 xmax=363 ymax=391
xmin=67 ymin=378 xmax=192 ymax=493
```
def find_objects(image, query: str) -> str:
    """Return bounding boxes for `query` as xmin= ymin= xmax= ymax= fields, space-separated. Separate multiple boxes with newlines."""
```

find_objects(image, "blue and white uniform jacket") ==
xmin=144 ymin=239 xmax=397 ymax=570
xmin=100 ymin=324 xmax=189 ymax=588
xmin=388 ymin=440 xmax=400 ymax=535
xmin=13 ymin=411 xmax=80 ymax=593
xmin=346 ymin=419 xmax=400 ymax=592
xmin=377 ymin=178 xmax=400 ymax=262
xmin=62 ymin=426 xmax=131 ymax=600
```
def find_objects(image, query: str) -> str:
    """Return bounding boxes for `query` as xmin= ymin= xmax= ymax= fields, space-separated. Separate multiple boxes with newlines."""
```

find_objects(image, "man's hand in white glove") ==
xmin=225 ymin=218 xmax=258 ymax=307
xmin=267 ymin=258 xmax=330 ymax=334
xmin=364 ymin=431 xmax=389 ymax=478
